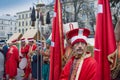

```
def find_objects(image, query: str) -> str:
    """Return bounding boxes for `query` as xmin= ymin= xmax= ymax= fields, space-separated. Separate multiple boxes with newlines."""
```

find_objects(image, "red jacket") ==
xmin=21 ymin=44 xmax=30 ymax=55
xmin=5 ymin=45 xmax=19 ymax=78
xmin=60 ymin=53 xmax=98 ymax=80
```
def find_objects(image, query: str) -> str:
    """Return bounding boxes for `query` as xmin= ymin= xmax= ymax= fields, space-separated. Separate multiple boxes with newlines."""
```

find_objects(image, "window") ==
xmin=29 ymin=21 xmax=31 ymax=26
xmin=19 ymin=15 xmax=21 ymax=19
xmin=19 ymin=22 xmax=21 ymax=26
xmin=10 ymin=27 xmax=12 ymax=30
xmin=0 ymin=26 xmax=3 ymax=30
xmin=15 ymin=27 xmax=17 ymax=31
xmin=26 ymin=21 xmax=28 ymax=26
xmin=26 ymin=14 xmax=28 ymax=18
xmin=90 ymin=3 xmax=94 ymax=8
xmin=19 ymin=29 xmax=21 ymax=32
xmin=22 ymin=29 xmax=24 ymax=34
xmin=22 ymin=21 xmax=24 ymax=26
xmin=22 ymin=14 xmax=24 ymax=19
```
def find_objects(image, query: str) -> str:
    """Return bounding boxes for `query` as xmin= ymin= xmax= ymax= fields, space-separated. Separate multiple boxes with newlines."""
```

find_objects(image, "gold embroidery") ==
xmin=70 ymin=58 xmax=83 ymax=80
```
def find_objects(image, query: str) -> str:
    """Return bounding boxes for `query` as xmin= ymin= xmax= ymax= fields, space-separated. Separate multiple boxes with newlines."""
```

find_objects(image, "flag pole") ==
xmin=37 ymin=8 xmax=40 ymax=80
xmin=36 ymin=1 xmax=45 ymax=79
xmin=36 ymin=4 xmax=41 ymax=80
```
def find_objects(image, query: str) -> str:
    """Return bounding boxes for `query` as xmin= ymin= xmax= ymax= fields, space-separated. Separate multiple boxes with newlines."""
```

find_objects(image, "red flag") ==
xmin=49 ymin=0 xmax=64 ymax=80
xmin=94 ymin=0 xmax=117 ymax=80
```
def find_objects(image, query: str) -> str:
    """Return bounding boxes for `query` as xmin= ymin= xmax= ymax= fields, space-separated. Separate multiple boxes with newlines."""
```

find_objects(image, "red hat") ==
xmin=28 ymin=38 xmax=34 ymax=42
xmin=21 ymin=38 xmax=26 ymax=42
xmin=66 ymin=28 xmax=90 ymax=46
xmin=11 ymin=39 xmax=18 ymax=43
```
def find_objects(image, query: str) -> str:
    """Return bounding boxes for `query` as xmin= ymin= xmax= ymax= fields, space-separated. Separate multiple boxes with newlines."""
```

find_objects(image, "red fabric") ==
xmin=21 ymin=38 xmax=25 ymax=42
xmin=27 ymin=38 xmax=34 ymax=41
xmin=11 ymin=39 xmax=18 ymax=43
xmin=21 ymin=44 xmax=30 ymax=55
xmin=66 ymin=28 xmax=90 ymax=46
xmin=60 ymin=56 xmax=98 ymax=80
xmin=32 ymin=44 xmax=37 ymax=51
xmin=71 ymin=39 xmax=87 ymax=46
xmin=5 ymin=45 xmax=19 ymax=78
xmin=24 ymin=62 xmax=31 ymax=78
xmin=23 ymin=44 xmax=36 ymax=78
xmin=49 ymin=0 xmax=64 ymax=80
xmin=66 ymin=28 xmax=90 ymax=39
xmin=21 ymin=44 xmax=31 ymax=78
xmin=94 ymin=0 xmax=116 ymax=80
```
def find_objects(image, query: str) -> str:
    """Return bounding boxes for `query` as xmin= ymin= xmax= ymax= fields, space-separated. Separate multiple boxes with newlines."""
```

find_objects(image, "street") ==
xmin=16 ymin=68 xmax=31 ymax=80
xmin=16 ymin=68 xmax=24 ymax=80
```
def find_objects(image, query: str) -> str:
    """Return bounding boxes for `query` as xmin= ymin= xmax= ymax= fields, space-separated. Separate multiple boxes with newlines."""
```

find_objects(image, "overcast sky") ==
xmin=0 ymin=0 xmax=53 ymax=16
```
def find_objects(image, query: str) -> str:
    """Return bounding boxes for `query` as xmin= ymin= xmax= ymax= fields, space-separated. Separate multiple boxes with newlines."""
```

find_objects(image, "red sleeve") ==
xmin=24 ymin=45 xmax=30 ymax=53
xmin=32 ymin=44 xmax=37 ymax=51
xmin=79 ymin=57 xmax=98 ymax=80
xmin=21 ymin=47 xmax=25 ymax=53
xmin=13 ymin=46 xmax=19 ymax=62
xmin=86 ymin=59 xmax=98 ymax=80
xmin=60 ymin=58 xmax=74 ymax=80
xmin=21 ymin=45 xmax=30 ymax=54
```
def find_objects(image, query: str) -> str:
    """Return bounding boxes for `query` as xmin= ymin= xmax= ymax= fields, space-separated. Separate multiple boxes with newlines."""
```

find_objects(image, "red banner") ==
xmin=49 ymin=0 xmax=64 ymax=80
xmin=94 ymin=0 xmax=116 ymax=80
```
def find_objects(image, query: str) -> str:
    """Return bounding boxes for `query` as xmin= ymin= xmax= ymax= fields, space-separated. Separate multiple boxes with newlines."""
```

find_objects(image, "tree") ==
xmin=110 ymin=0 xmax=120 ymax=7
xmin=110 ymin=0 xmax=120 ymax=27
xmin=62 ymin=0 xmax=96 ymax=33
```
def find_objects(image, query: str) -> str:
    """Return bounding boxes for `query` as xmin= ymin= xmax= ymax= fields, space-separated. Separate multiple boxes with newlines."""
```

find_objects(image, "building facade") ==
xmin=0 ymin=14 xmax=17 ymax=40
xmin=16 ymin=8 xmax=50 ymax=36
xmin=17 ymin=9 xmax=35 ymax=34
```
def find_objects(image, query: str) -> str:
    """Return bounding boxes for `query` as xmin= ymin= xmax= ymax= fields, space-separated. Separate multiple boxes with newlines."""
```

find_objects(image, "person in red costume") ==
xmin=21 ymin=38 xmax=29 ymax=58
xmin=60 ymin=28 xmax=98 ymax=80
xmin=20 ymin=38 xmax=31 ymax=80
xmin=5 ymin=39 xmax=19 ymax=80
xmin=27 ymin=38 xmax=37 ymax=57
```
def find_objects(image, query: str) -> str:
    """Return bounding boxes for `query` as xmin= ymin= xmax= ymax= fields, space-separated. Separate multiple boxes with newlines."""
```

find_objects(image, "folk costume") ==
xmin=20 ymin=38 xmax=31 ymax=79
xmin=63 ymin=22 xmax=79 ymax=67
xmin=5 ymin=39 xmax=19 ymax=79
xmin=27 ymin=38 xmax=41 ymax=79
xmin=42 ymin=39 xmax=51 ymax=80
xmin=60 ymin=28 xmax=98 ymax=80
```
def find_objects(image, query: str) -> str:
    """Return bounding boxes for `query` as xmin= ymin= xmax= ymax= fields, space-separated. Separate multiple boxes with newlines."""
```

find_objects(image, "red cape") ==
xmin=60 ymin=54 xmax=98 ymax=80
xmin=5 ymin=45 xmax=19 ymax=78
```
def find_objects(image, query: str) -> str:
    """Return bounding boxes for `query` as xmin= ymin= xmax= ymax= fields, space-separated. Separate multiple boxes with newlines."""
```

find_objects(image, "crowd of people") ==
xmin=0 ymin=27 xmax=120 ymax=80
xmin=0 ymin=37 xmax=51 ymax=80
